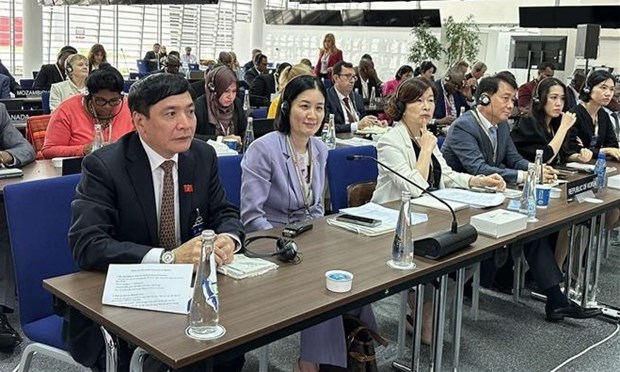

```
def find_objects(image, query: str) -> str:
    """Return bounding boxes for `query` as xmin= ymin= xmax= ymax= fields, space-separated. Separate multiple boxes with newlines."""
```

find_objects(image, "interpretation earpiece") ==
xmin=582 ymin=83 xmax=591 ymax=94
xmin=396 ymin=101 xmax=406 ymax=117
xmin=280 ymin=100 xmax=290 ymax=117
xmin=444 ymin=75 xmax=451 ymax=82
xmin=207 ymin=82 xmax=216 ymax=93
xmin=244 ymin=235 xmax=300 ymax=263
xmin=478 ymin=93 xmax=491 ymax=106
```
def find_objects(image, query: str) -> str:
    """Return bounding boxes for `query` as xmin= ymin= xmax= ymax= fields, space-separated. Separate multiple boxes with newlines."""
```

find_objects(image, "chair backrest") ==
xmin=188 ymin=63 xmax=200 ymax=71
xmin=123 ymin=80 xmax=135 ymax=93
xmin=217 ymin=154 xmax=243 ymax=208
xmin=19 ymin=79 xmax=34 ymax=89
xmin=26 ymin=114 xmax=52 ymax=159
xmin=41 ymin=91 xmax=51 ymax=114
xmin=251 ymin=107 xmax=268 ymax=119
xmin=347 ymin=181 xmax=377 ymax=208
xmin=136 ymin=59 xmax=149 ymax=74
xmin=326 ymin=145 xmax=378 ymax=213
xmin=253 ymin=118 xmax=275 ymax=139
xmin=322 ymin=78 xmax=333 ymax=90
xmin=4 ymin=174 xmax=80 ymax=327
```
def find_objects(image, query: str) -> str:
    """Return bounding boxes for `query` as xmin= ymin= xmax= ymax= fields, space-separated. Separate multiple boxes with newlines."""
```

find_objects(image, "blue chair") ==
xmin=188 ymin=63 xmax=199 ymax=71
xmin=123 ymin=80 xmax=135 ymax=93
xmin=4 ymin=174 xmax=83 ymax=371
xmin=217 ymin=154 xmax=243 ymax=208
xmin=19 ymin=79 xmax=34 ymax=89
xmin=41 ymin=91 xmax=50 ymax=114
xmin=322 ymin=78 xmax=333 ymax=90
xmin=136 ymin=59 xmax=149 ymax=76
xmin=326 ymin=145 xmax=378 ymax=213
xmin=251 ymin=108 xmax=268 ymax=119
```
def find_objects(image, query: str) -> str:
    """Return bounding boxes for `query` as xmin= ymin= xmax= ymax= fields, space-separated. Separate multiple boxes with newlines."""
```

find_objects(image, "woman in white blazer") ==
xmin=371 ymin=77 xmax=504 ymax=344
xmin=50 ymin=54 xmax=88 ymax=112
xmin=371 ymin=77 xmax=505 ymax=204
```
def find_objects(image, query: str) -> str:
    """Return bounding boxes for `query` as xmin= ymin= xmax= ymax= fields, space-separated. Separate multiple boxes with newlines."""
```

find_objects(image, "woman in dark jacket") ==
xmin=194 ymin=66 xmax=247 ymax=143
xmin=511 ymin=77 xmax=576 ymax=164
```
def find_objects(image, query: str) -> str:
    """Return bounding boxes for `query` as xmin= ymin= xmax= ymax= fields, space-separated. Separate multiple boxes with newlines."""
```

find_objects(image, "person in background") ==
xmin=229 ymin=51 xmax=243 ymax=80
xmin=194 ymin=66 xmax=246 ymax=143
xmin=42 ymin=65 xmax=133 ymax=158
xmin=250 ymin=62 xmax=291 ymax=107
xmin=244 ymin=53 xmax=268 ymax=87
xmin=299 ymin=58 xmax=312 ymax=69
xmin=155 ymin=55 xmax=184 ymax=77
xmin=181 ymin=46 xmax=198 ymax=65
xmin=566 ymin=71 xmax=586 ymax=110
xmin=354 ymin=58 xmax=382 ymax=104
xmin=243 ymin=48 xmax=262 ymax=72
xmin=87 ymin=44 xmax=107 ymax=73
xmin=50 ymin=54 xmax=89 ymax=112
xmin=158 ymin=45 xmax=168 ymax=64
xmin=66 ymin=73 xmax=245 ymax=372
xmin=413 ymin=61 xmax=436 ymax=82
xmin=605 ymin=82 xmax=620 ymax=144
xmin=455 ymin=60 xmax=469 ymax=74
xmin=241 ymin=75 xmax=377 ymax=372
xmin=268 ymin=63 xmax=313 ymax=119
xmin=143 ymin=43 xmax=160 ymax=72
xmin=382 ymin=65 xmax=414 ymax=97
xmin=462 ymin=61 xmax=487 ymax=99
xmin=314 ymin=33 xmax=343 ymax=81
xmin=432 ymin=67 xmax=469 ymax=128
xmin=325 ymin=61 xmax=387 ymax=133
xmin=518 ymin=62 xmax=555 ymax=114
xmin=0 ymin=75 xmax=9 ymax=99
xmin=33 ymin=45 xmax=78 ymax=89
xmin=0 ymin=60 xmax=21 ymax=95
xmin=0 ymin=102 xmax=36 ymax=352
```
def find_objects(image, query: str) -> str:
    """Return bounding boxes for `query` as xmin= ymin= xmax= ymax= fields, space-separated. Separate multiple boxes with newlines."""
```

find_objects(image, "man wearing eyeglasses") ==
xmin=41 ymin=65 xmax=134 ymax=159
xmin=326 ymin=61 xmax=387 ymax=133
xmin=432 ymin=67 xmax=470 ymax=129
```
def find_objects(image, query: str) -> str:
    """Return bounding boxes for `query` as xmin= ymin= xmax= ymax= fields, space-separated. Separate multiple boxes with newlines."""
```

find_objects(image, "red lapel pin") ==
xmin=183 ymin=184 xmax=194 ymax=193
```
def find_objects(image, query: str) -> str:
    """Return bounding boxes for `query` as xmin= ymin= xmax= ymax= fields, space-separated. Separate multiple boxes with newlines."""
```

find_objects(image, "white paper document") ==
xmin=102 ymin=264 xmax=193 ymax=314
xmin=335 ymin=137 xmax=376 ymax=147
xmin=217 ymin=254 xmax=278 ymax=280
xmin=327 ymin=202 xmax=428 ymax=236
xmin=431 ymin=188 xmax=506 ymax=208
xmin=410 ymin=195 xmax=469 ymax=211
xmin=565 ymin=162 xmax=616 ymax=174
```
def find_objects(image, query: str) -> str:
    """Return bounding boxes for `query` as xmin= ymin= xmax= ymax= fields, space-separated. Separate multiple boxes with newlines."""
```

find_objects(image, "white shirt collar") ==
xmin=139 ymin=136 xmax=179 ymax=172
xmin=335 ymin=88 xmax=350 ymax=102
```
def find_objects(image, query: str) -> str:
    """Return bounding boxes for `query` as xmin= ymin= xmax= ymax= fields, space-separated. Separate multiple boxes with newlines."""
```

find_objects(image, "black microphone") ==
xmin=346 ymin=154 xmax=478 ymax=260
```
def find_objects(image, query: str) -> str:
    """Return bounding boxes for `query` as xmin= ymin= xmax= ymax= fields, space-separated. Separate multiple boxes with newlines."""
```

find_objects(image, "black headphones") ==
xmin=244 ymin=236 xmax=300 ymax=263
xmin=254 ymin=53 xmax=266 ymax=67
xmin=477 ymin=92 xmax=491 ymax=106
xmin=280 ymin=100 xmax=290 ymax=117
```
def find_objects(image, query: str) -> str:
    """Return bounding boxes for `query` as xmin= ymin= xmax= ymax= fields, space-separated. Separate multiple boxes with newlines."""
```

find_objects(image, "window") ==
xmin=0 ymin=0 xmax=23 ymax=76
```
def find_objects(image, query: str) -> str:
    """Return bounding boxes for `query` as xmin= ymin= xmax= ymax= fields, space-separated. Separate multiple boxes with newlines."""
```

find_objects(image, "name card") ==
xmin=566 ymin=174 xmax=596 ymax=202
xmin=9 ymin=110 xmax=45 ymax=123
xmin=15 ymin=89 xmax=47 ymax=97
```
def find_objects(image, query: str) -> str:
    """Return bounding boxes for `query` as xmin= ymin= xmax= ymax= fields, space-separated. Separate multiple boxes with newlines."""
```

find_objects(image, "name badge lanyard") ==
xmin=286 ymin=136 xmax=313 ymax=218
xmin=472 ymin=110 xmax=497 ymax=163
xmin=217 ymin=120 xmax=230 ymax=136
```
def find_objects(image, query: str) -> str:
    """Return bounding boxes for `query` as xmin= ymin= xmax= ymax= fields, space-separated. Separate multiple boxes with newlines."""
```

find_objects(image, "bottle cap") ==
xmin=201 ymin=229 xmax=215 ymax=239
xmin=598 ymin=152 xmax=606 ymax=159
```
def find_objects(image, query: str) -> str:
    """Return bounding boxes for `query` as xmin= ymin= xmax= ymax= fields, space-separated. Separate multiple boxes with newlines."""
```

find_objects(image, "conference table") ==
xmin=0 ymin=160 xmax=60 ymax=194
xmin=43 ymin=171 xmax=620 ymax=371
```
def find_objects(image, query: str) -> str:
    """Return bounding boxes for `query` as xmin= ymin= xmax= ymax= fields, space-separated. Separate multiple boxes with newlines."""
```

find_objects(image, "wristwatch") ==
xmin=160 ymin=250 xmax=175 ymax=264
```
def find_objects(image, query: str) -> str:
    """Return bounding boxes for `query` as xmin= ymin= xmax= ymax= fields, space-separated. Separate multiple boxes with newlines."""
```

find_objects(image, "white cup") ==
xmin=325 ymin=270 xmax=353 ymax=293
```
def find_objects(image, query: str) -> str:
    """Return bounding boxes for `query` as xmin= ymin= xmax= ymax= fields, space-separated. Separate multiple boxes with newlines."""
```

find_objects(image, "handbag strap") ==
xmin=343 ymin=314 xmax=389 ymax=348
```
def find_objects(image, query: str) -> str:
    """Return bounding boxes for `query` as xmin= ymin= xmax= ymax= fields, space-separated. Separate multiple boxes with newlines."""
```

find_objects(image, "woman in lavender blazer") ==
xmin=241 ymin=75 xmax=376 ymax=371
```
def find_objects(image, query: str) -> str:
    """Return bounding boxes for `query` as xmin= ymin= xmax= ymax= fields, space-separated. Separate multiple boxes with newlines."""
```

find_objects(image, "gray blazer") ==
xmin=240 ymin=131 xmax=328 ymax=232
xmin=0 ymin=103 xmax=35 ymax=167
xmin=441 ymin=110 xmax=529 ymax=184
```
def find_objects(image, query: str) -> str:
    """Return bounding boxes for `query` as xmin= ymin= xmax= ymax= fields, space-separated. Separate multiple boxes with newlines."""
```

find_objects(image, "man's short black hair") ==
xmin=86 ymin=65 xmax=124 ymax=95
xmin=332 ymin=61 xmax=353 ymax=76
xmin=538 ymin=62 xmax=556 ymax=72
xmin=128 ymin=74 xmax=191 ymax=117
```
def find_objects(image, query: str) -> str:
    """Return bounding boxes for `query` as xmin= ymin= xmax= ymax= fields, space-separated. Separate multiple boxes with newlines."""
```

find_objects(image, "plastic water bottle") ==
xmin=594 ymin=151 xmax=607 ymax=192
xmin=242 ymin=89 xmax=250 ymax=112
xmin=243 ymin=117 xmax=255 ymax=153
xmin=92 ymin=124 xmax=104 ymax=152
xmin=534 ymin=149 xmax=544 ymax=184
xmin=327 ymin=113 xmax=337 ymax=149
xmin=391 ymin=191 xmax=415 ymax=269
xmin=187 ymin=230 xmax=225 ymax=340
xmin=525 ymin=163 xmax=538 ymax=222
xmin=369 ymin=86 xmax=377 ymax=109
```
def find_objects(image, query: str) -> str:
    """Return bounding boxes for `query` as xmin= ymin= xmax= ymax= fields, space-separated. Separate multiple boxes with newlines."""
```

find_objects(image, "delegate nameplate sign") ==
xmin=566 ymin=174 xmax=596 ymax=202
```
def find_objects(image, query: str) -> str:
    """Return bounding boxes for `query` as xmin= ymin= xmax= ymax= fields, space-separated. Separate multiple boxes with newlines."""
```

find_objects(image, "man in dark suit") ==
xmin=243 ymin=48 xmax=261 ymax=72
xmin=441 ymin=73 xmax=601 ymax=322
xmin=32 ymin=45 xmax=77 ymax=90
xmin=353 ymin=58 xmax=381 ymax=104
xmin=0 ymin=60 xmax=20 ymax=95
xmin=0 ymin=102 xmax=36 ymax=351
xmin=67 ymin=74 xmax=245 ymax=371
xmin=143 ymin=43 xmax=161 ymax=72
xmin=326 ymin=61 xmax=386 ymax=133
xmin=432 ymin=67 xmax=470 ymax=128
xmin=0 ymin=75 xmax=9 ymax=99
xmin=244 ymin=53 xmax=268 ymax=87
xmin=249 ymin=62 xmax=290 ymax=107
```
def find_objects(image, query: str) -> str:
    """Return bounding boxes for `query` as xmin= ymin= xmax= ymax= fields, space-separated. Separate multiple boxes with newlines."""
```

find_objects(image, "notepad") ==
xmin=217 ymin=255 xmax=278 ymax=280
xmin=410 ymin=195 xmax=468 ymax=211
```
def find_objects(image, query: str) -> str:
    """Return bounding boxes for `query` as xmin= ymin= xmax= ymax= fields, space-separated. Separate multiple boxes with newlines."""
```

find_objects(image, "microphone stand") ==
xmin=120 ymin=48 xmax=129 ymax=78
xmin=347 ymin=154 xmax=478 ymax=259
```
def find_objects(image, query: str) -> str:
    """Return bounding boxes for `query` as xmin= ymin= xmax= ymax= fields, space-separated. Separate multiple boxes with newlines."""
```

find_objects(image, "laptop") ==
xmin=62 ymin=157 xmax=84 ymax=176
xmin=0 ymin=168 xmax=23 ymax=179
xmin=252 ymin=118 xmax=275 ymax=139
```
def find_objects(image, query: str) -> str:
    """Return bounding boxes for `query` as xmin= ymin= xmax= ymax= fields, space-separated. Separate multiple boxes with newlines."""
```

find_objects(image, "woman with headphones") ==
xmin=41 ymin=65 xmax=133 ymax=159
xmin=194 ymin=66 xmax=247 ymax=143
xmin=49 ymin=54 xmax=89 ymax=112
xmin=241 ymin=75 xmax=376 ymax=372
xmin=371 ymin=77 xmax=504 ymax=343
xmin=511 ymin=77 xmax=577 ymax=164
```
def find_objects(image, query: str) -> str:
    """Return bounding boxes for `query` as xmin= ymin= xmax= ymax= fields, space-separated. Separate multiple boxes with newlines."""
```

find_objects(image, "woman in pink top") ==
xmin=314 ymin=33 xmax=343 ymax=81
xmin=382 ymin=65 xmax=414 ymax=97
xmin=42 ymin=65 xmax=133 ymax=159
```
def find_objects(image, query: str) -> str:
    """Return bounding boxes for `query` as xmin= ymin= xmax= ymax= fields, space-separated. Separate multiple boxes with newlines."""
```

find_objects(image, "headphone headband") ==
xmin=244 ymin=235 xmax=300 ymax=263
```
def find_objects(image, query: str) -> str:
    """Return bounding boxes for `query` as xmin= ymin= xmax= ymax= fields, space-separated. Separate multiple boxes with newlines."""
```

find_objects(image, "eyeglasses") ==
xmin=337 ymin=74 xmax=358 ymax=82
xmin=93 ymin=96 xmax=123 ymax=107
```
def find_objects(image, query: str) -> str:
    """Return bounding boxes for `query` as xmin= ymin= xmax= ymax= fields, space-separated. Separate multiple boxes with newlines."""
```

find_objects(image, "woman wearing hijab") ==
xmin=194 ymin=66 xmax=247 ymax=143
